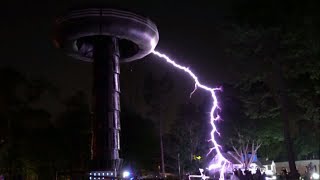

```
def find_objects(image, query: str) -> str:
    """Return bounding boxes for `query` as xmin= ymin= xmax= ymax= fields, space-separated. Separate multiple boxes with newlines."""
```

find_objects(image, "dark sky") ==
xmin=1 ymin=0 xmax=242 ymax=124
xmin=1 ymin=0 xmax=319 ymax=170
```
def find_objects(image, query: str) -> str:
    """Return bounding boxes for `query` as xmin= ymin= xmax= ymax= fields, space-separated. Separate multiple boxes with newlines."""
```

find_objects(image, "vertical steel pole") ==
xmin=178 ymin=153 xmax=181 ymax=180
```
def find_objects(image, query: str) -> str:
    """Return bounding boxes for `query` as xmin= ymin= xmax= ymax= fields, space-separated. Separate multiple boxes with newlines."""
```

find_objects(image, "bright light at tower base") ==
xmin=123 ymin=171 xmax=130 ymax=178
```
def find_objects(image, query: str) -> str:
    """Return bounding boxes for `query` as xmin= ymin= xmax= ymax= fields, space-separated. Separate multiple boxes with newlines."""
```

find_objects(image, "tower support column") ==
xmin=91 ymin=36 xmax=121 ymax=176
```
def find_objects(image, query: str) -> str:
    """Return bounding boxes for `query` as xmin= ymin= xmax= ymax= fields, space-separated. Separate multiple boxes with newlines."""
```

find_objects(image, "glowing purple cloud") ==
xmin=152 ymin=50 xmax=230 ymax=180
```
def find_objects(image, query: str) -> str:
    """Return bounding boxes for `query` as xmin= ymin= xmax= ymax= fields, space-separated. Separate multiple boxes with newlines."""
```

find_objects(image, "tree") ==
xmin=219 ymin=83 xmax=281 ymax=167
xmin=164 ymin=102 xmax=208 ymax=174
xmin=0 ymin=68 xmax=94 ymax=178
xmin=55 ymin=91 xmax=91 ymax=172
xmin=223 ymin=23 xmax=319 ymax=177
xmin=143 ymin=71 xmax=174 ymax=174
xmin=218 ymin=83 xmax=284 ymax=160
xmin=120 ymin=108 xmax=159 ymax=171
xmin=0 ymin=67 xmax=58 ymax=178
xmin=229 ymin=132 xmax=261 ymax=170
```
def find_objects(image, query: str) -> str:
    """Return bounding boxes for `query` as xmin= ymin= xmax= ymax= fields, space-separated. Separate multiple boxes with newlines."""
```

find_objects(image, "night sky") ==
xmin=2 ymin=0 xmax=317 ymax=129
xmin=1 ymin=0 xmax=244 ymax=125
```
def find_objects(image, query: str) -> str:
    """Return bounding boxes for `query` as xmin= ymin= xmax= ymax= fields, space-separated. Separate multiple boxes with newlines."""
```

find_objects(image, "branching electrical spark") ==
xmin=152 ymin=50 xmax=230 ymax=180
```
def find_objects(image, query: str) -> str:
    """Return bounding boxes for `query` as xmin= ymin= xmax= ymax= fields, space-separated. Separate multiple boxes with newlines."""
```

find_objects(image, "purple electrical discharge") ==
xmin=151 ymin=50 xmax=230 ymax=180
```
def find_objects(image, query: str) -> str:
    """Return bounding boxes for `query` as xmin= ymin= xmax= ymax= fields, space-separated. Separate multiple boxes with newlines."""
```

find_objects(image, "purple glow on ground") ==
xmin=152 ymin=50 xmax=230 ymax=179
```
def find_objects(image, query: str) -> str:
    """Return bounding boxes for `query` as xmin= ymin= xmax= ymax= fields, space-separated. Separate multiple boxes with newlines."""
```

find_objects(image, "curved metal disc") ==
xmin=54 ymin=8 xmax=159 ymax=62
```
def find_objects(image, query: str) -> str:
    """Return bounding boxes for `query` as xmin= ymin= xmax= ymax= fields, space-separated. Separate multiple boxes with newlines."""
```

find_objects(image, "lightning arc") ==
xmin=151 ymin=50 xmax=230 ymax=180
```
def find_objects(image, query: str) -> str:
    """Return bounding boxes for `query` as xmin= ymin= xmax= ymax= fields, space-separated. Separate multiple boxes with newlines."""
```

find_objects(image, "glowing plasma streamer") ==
xmin=152 ymin=50 xmax=230 ymax=180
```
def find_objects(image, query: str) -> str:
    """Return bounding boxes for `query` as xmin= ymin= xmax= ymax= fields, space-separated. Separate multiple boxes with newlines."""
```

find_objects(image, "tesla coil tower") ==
xmin=53 ymin=7 xmax=159 ymax=179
